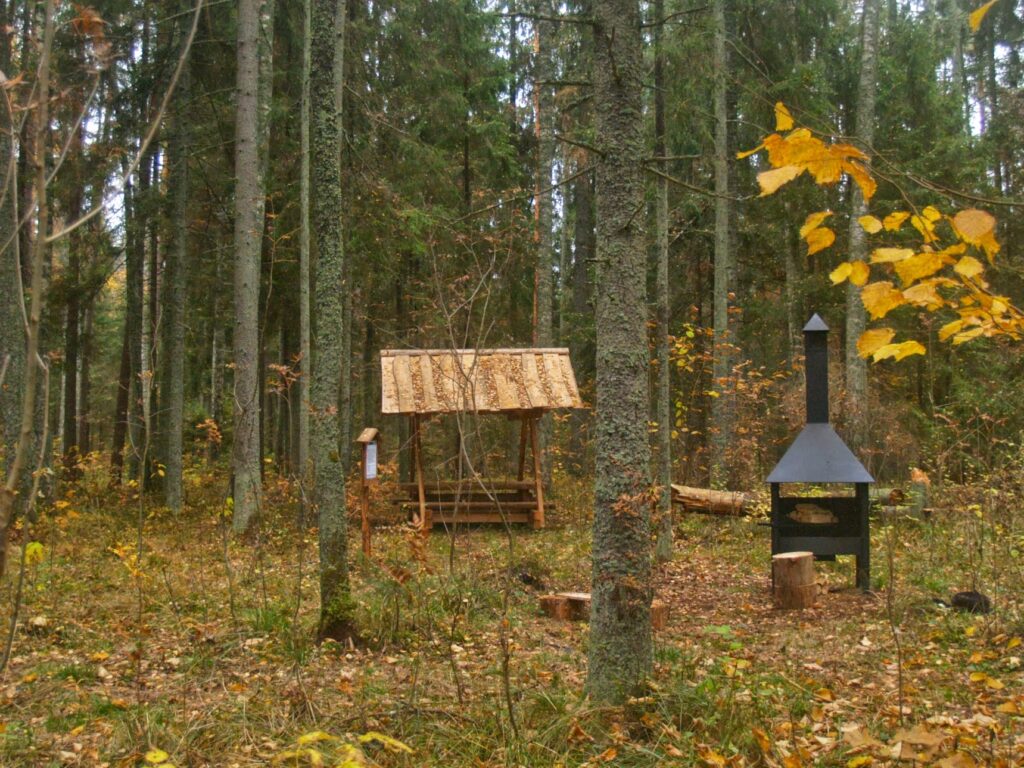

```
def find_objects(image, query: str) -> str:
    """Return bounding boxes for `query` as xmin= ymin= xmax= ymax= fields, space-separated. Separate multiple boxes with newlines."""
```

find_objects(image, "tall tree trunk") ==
xmin=568 ymin=169 xmax=594 ymax=473
xmin=311 ymin=0 xmax=354 ymax=641
xmin=334 ymin=0 xmax=353 ymax=473
xmin=110 ymin=320 xmax=130 ymax=482
xmin=587 ymin=0 xmax=652 ymax=704
xmin=162 ymin=2 xmax=190 ymax=511
xmin=784 ymin=219 xmax=802 ymax=365
xmin=0 ymin=0 xmax=22 ymax=488
xmin=298 ymin=0 xmax=312 ymax=490
xmin=79 ymin=302 xmax=93 ymax=454
xmin=232 ymin=0 xmax=273 ymax=531
xmin=845 ymin=0 xmax=879 ymax=449
xmin=1 ymin=0 xmax=53 ymax=580
xmin=652 ymin=0 xmax=672 ymax=562
xmin=533 ymin=0 xmax=555 ymax=482
xmin=62 ymin=123 xmax=84 ymax=478
xmin=709 ymin=0 xmax=732 ymax=488
xmin=125 ymin=170 xmax=146 ymax=481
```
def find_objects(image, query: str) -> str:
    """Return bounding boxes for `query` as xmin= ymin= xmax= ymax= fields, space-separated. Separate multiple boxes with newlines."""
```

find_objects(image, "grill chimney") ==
xmin=803 ymin=314 xmax=829 ymax=424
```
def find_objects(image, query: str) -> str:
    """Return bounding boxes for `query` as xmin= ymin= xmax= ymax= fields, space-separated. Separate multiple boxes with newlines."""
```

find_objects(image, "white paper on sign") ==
xmin=365 ymin=441 xmax=377 ymax=480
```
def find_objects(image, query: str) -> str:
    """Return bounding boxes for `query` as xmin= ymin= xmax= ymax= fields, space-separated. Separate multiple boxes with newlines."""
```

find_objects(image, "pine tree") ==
xmin=587 ymin=0 xmax=652 ymax=704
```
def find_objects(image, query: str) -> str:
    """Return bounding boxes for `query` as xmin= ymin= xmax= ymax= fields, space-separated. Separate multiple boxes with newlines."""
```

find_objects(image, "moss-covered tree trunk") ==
xmin=587 ymin=0 xmax=652 ymax=705
xmin=311 ymin=0 xmax=354 ymax=642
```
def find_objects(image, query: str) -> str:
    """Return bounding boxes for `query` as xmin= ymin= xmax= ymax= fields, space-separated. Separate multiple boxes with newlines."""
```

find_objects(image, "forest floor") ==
xmin=1 ymin=466 xmax=1023 ymax=767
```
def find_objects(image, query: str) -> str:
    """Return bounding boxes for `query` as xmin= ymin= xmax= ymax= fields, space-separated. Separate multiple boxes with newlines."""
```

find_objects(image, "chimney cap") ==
xmin=803 ymin=313 xmax=829 ymax=333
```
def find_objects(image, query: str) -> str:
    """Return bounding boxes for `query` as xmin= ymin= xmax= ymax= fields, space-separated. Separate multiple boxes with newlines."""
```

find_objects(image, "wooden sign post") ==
xmin=356 ymin=428 xmax=379 ymax=557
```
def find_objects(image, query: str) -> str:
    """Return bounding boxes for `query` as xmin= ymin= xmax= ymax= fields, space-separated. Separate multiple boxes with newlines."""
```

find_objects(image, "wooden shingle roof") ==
xmin=380 ymin=348 xmax=585 ymax=415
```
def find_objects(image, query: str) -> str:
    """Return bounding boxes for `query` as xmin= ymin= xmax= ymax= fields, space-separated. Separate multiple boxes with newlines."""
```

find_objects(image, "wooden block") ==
xmin=772 ymin=551 xmax=817 ymax=609
xmin=539 ymin=594 xmax=570 ymax=620
xmin=558 ymin=592 xmax=591 ymax=620
xmin=651 ymin=599 xmax=669 ymax=631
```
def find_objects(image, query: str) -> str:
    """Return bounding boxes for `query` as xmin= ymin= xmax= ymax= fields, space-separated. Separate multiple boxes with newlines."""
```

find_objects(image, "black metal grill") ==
xmin=766 ymin=314 xmax=874 ymax=590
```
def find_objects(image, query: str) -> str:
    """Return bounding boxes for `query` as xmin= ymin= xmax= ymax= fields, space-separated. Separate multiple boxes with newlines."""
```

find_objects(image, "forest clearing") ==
xmin=4 ymin=0 xmax=1024 ymax=765
xmin=2 ymin=470 xmax=1024 ymax=767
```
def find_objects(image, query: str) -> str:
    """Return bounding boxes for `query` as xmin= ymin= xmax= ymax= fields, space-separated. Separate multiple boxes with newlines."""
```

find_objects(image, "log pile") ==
xmin=671 ymin=484 xmax=748 ymax=516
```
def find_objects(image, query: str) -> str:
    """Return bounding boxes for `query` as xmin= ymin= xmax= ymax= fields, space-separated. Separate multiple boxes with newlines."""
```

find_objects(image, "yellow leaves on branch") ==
xmin=739 ymin=107 xmax=876 ymax=200
xmin=741 ymin=102 xmax=1024 ymax=360
xmin=800 ymin=211 xmax=835 ymax=256
xmin=969 ymin=0 xmax=1000 ymax=32
xmin=829 ymin=261 xmax=869 ymax=287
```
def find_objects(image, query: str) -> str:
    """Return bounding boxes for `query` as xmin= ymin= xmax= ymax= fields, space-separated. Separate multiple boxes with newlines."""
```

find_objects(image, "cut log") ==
xmin=671 ymin=484 xmax=747 ymax=516
xmin=772 ymin=551 xmax=817 ymax=609
xmin=541 ymin=593 xmax=668 ymax=628
xmin=539 ymin=592 xmax=591 ymax=621
xmin=651 ymin=599 xmax=669 ymax=631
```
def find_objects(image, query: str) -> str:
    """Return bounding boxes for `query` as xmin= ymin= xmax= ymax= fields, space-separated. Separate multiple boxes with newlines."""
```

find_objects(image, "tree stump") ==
xmin=772 ymin=551 xmax=817 ymax=609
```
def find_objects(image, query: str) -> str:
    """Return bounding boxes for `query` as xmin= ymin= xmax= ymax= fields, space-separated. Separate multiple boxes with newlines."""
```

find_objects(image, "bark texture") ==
xmin=232 ymin=0 xmax=273 ymax=531
xmin=587 ymin=0 xmax=653 ymax=704
xmin=845 ymin=0 xmax=879 ymax=448
xmin=298 ymin=0 xmax=312 ymax=488
xmin=311 ymin=0 xmax=355 ymax=641
xmin=652 ymin=0 xmax=672 ymax=563
xmin=709 ymin=0 xmax=733 ymax=487
xmin=162 ymin=2 xmax=190 ymax=511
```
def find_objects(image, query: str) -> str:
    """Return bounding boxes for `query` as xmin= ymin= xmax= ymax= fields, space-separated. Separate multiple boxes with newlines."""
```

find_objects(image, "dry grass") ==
xmin=1 ymin=464 xmax=1023 ymax=767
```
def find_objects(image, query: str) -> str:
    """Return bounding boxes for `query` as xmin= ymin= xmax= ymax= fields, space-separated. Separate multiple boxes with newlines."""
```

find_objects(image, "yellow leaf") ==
xmin=894 ymin=252 xmax=946 ymax=285
xmin=847 ymin=757 xmax=875 ymax=767
xmin=775 ymin=101 xmax=794 ymax=131
xmin=902 ymin=280 xmax=945 ymax=309
xmin=970 ymin=0 xmax=1000 ymax=32
xmin=800 ymin=210 xmax=833 ymax=238
xmin=857 ymin=328 xmax=896 ymax=358
xmin=850 ymin=261 xmax=871 ymax=286
xmin=24 ymin=541 xmax=44 ymax=566
xmin=358 ymin=732 xmax=413 ymax=754
xmin=883 ymin=211 xmax=910 ymax=231
xmin=145 ymin=750 xmax=170 ymax=764
xmin=830 ymin=262 xmax=853 ymax=285
xmin=861 ymin=281 xmax=906 ymax=319
xmin=758 ymin=165 xmax=803 ymax=196
xmin=923 ymin=205 xmax=943 ymax=221
xmin=815 ymin=687 xmax=835 ymax=702
xmin=872 ymin=340 xmax=926 ymax=362
xmin=954 ymin=255 xmax=985 ymax=279
xmin=859 ymin=215 xmax=883 ymax=234
xmin=970 ymin=671 xmax=988 ymax=682
xmin=965 ymin=625 xmax=977 ymax=637
xmin=844 ymin=160 xmax=877 ymax=200
xmin=1008 ymin=637 xmax=1021 ymax=649
xmin=752 ymin=726 xmax=773 ymax=754
xmin=297 ymin=731 xmax=336 ymax=745
xmin=736 ymin=141 xmax=765 ymax=160
xmin=953 ymin=208 xmax=996 ymax=242
xmin=954 ymin=327 xmax=986 ymax=345
xmin=870 ymin=247 xmax=914 ymax=263
xmin=911 ymin=214 xmax=938 ymax=242
xmin=986 ymin=676 xmax=1006 ymax=689
xmin=996 ymin=700 xmax=1019 ymax=714
xmin=805 ymin=227 xmax=835 ymax=256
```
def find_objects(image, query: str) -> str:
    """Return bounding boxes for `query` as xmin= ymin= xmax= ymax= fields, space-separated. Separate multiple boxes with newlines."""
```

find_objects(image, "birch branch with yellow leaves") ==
xmin=739 ymin=101 xmax=1024 ymax=363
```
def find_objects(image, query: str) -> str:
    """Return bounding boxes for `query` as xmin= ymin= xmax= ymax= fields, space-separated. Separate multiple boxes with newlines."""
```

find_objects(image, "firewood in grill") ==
xmin=788 ymin=503 xmax=838 ymax=525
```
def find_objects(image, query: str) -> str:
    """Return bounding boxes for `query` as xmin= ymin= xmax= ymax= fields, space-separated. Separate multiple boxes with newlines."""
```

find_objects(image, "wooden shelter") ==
xmin=380 ymin=347 xmax=584 ymax=530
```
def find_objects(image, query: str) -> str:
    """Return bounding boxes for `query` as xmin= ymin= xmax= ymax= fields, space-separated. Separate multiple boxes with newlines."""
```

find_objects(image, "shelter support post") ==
xmin=856 ymin=482 xmax=870 ymax=591
xmin=517 ymin=416 xmax=529 ymax=482
xmin=529 ymin=414 xmax=545 ymax=529
xmin=412 ymin=415 xmax=429 ymax=533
